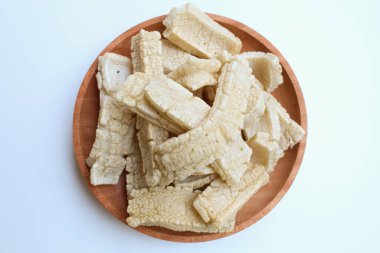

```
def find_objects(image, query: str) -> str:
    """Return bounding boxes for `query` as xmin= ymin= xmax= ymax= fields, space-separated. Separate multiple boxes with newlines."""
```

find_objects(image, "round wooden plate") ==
xmin=73 ymin=14 xmax=307 ymax=242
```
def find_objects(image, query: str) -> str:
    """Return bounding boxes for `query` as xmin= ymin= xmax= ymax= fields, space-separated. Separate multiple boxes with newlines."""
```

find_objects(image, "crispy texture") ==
xmin=244 ymin=93 xmax=280 ymax=140
xmin=212 ymin=139 xmax=252 ymax=185
xmin=174 ymin=174 xmax=218 ymax=189
xmin=193 ymin=165 xmax=269 ymax=224
xmin=235 ymin=52 xmax=283 ymax=92
xmin=247 ymin=132 xmax=284 ymax=172
xmin=243 ymin=79 xmax=266 ymax=135
xmin=136 ymin=116 xmax=169 ymax=186
xmin=244 ymin=93 xmax=304 ymax=173
xmin=126 ymin=136 xmax=147 ymax=195
xmin=127 ymin=187 xmax=234 ymax=232
xmin=168 ymin=56 xmax=221 ymax=91
xmin=161 ymin=39 xmax=191 ymax=74
xmin=97 ymin=53 xmax=133 ymax=93
xmin=131 ymin=29 xmax=163 ymax=75
xmin=130 ymin=31 xmax=173 ymax=186
xmin=154 ymin=60 xmax=252 ymax=184
xmin=163 ymin=3 xmax=242 ymax=58
xmin=268 ymin=95 xmax=305 ymax=150
xmin=145 ymin=76 xmax=210 ymax=130
xmin=245 ymin=93 xmax=304 ymax=150
xmin=87 ymin=53 xmax=135 ymax=185
xmin=155 ymin=124 xmax=229 ymax=181
xmin=208 ymin=60 xmax=251 ymax=131
xmin=207 ymin=60 xmax=253 ymax=185
xmin=113 ymin=73 xmax=184 ymax=134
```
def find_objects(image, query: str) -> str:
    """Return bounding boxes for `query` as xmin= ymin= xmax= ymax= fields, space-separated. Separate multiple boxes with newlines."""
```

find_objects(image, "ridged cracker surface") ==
xmin=163 ymin=3 xmax=242 ymax=58
xmin=193 ymin=165 xmax=269 ymax=224
xmin=245 ymin=92 xmax=304 ymax=151
xmin=130 ymin=30 xmax=172 ymax=186
xmin=212 ymin=139 xmax=252 ymax=185
xmin=245 ymin=93 xmax=304 ymax=172
xmin=145 ymin=76 xmax=210 ymax=130
xmin=247 ymin=132 xmax=284 ymax=172
xmin=243 ymin=79 xmax=267 ymax=136
xmin=136 ymin=116 xmax=169 ymax=186
xmin=268 ymin=95 xmax=305 ymax=150
xmin=161 ymin=39 xmax=191 ymax=73
xmin=209 ymin=60 xmax=251 ymax=131
xmin=244 ymin=93 xmax=281 ymax=140
xmin=155 ymin=124 xmax=228 ymax=181
xmin=127 ymin=187 xmax=235 ymax=232
xmin=168 ymin=56 xmax=221 ymax=91
xmin=208 ymin=60 xmax=253 ymax=185
xmin=131 ymin=29 xmax=163 ymax=75
xmin=126 ymin=136 xmax=147 ymax=195
xmin=87 ymin=53 xmax=136 ymax=185
xmin=154 ymin=60 xmax=252 ymax=184
xmin=235 ymin=52 xmax=283 ymax=92
xmin=114 ymin=73 xmax=184 ymax=134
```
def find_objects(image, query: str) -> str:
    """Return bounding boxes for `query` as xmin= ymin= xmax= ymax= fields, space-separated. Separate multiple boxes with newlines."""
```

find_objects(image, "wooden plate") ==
xmin=73 ymin=14 xmax=307 ymax=242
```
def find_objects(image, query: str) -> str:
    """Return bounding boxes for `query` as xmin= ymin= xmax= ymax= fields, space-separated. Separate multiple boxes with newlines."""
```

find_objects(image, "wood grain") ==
xmin=73 ymin=14 xmax=307 ymax=242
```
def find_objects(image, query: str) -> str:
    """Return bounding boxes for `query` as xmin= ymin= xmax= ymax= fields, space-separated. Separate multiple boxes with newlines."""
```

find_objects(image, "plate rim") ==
xmin=73 ymin=13 xmax=308 ymax=243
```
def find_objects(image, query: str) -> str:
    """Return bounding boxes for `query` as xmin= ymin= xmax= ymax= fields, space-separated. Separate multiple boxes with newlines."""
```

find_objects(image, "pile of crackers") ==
xmin=86 ymin=3 xmax=305 ymax=233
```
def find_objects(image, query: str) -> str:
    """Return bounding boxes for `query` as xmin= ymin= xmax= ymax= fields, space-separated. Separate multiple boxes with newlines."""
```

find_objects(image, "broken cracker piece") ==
xmin=247 ymin=132 xmax=284 ymax=172
xmin=161 ymin=39 xmax=191 ymax=74
xmin=136 ymin=116 xmax=169 ymax=186
xmin=235 ymin=52 xmax=283 ymax=92
xmin=268 ymin=95 xmax=305 ymax=150
xmin=126 ymin=136 xmax=147 ymax=195
xmin=207 ymin=60 xmax=253 ymax=184
xmin=163 ymin=3 xmax=242 ymax=58
xmin=97 ymin=52 xmax=133 ymax=94
xmin=208 ymin=60 xmax=252 ymax=131
xmin=127 ymin=186 xmax=234 ymax=232
xmin=87 ymin=53 xmax=135 ymax=186
xmin=212 ymin=139 xmax=252 ymax=185
xmin=131 ymin=29 xmax=163 ymax=75
xmin=168 ymin=56 xmax=221 ymax=91
xmin=154 ymin=123 xmax=228 ymax=181
xmin=243 ymin=83 xmax=268 ymax=139
xmin=243 ymin=93 xmax=281 ymax=141
xmin=193 ymin=165 xmax=269 ymax=225
xmin=145 ymin=76 xmax=210 ymax=130
xmin=113 ymin=73 xmax=184 ymax=134
xmin=154 ymin=60 xmax=252 ymax=185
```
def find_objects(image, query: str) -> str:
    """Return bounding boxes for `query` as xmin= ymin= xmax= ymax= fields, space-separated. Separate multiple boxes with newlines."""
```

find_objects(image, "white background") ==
xmin=0 ymin=0 xmax=379 ymax=252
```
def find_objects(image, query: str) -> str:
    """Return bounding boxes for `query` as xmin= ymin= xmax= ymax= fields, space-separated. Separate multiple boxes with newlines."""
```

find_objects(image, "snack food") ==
xmin=136 ymin=116 xmax=169 ymax=186
xmin=235 ymin=52 xmax=283 ymax=92
xmin=114 ymin=73 xmax=184 ymax=134
xmin=193 ymin=165 xmax=269 ymax=225
xmin=85 ymin=3 xmax=305 ymax=234
xmin=130 ymin=30 xmax=171 ymax=187
xmin=145 ymin=76 xmax=210 ymax=129
xmin=126 ymin=136 xmax=147 ymax=195
xmin=163 ymin=3 xmax=242 ymax=58
xmin=168 ymin=56 xmax=221 ymax=91
xmin=131 ymin=29 xmax=163 ymax=75
xmin=87 ymin=53 xmax=135 ymax=185
xmin=127 ymin=187 xmax=235 ymax=232
xmin=161 ymin=39 xmax=191 ymax=73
